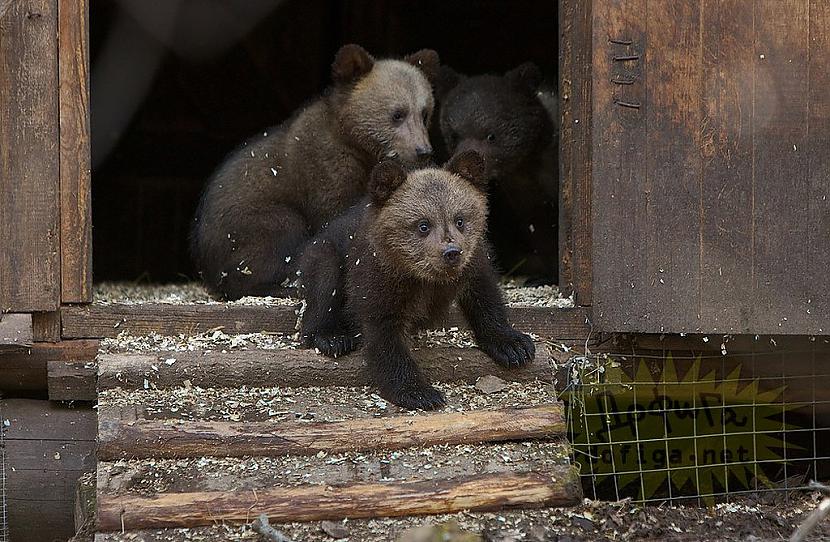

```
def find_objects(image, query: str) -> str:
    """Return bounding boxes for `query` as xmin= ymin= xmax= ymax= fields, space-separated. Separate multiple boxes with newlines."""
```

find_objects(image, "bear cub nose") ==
xmin=442 ymin=245 xmax=462 ymax=266
xmin=416 ymin=146 xmax=433 ymax=158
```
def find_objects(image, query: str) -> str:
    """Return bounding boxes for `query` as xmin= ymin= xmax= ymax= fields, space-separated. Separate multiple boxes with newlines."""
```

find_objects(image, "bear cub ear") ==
xmin=435 ymin=65 xmax=463 ymax=101
xmin=332 ymin=44 xmax=375 ymax=85
xmin=404 ymin=49 xmax=440 ymax=84
xmin=505 ymin=62 xmax=543 ymax=94
xmin=446 ymin=151 xmax=487 ymax=191
xmin=369 ymin=160 xmax=408 ymax=205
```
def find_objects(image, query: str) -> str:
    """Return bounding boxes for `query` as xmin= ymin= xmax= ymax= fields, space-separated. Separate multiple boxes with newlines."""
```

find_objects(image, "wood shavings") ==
xmin=92 ymin=281 xmax=572 ymax=309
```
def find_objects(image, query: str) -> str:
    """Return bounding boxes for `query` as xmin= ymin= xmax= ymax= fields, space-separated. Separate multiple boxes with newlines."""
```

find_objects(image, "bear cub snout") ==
xmin=297 ymin=151 xmax=536 ymax=410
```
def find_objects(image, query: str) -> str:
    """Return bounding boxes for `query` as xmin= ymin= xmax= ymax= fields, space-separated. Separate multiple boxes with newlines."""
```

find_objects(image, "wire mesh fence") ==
xmin=560 ymin=336 xmax=830 ymax=505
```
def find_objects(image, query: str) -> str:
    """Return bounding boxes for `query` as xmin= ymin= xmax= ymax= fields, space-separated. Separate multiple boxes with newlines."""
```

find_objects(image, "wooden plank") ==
xmin=97 ymin=405 xmax=566 ymax=460
xmin=33 ymin=310 xmax=61 ymax=342
xmin=97 ymin=343 xmax=555 ymax=391
xmin=9 ymin=498 xmax=77 ymax=542
xmin=62 ymin=303 xmax=591 ymax=340
xmin=0 ymin=0 xmax=61 ymax=312
xmin=59 ymin=0 xmax=92 ymax=303
xmin=1 ymin=398 xmax=96 ymax=440
xmin=700 ymin=0 xmax=755 ymax=332
xmin=591 ymin=0 xmax=648 ymax=330
xmin=643 ymin=0 xmax=702 ymax=334
xmin=95 ymin=471 xmax=581 ymax=531
xmin=753 ymin=1 xmax=811 ymax=334
xmin=61 ymin=303 xmax=301 ymax=338
xmin=96 ymin=440 xmax=572 ymax=497
xmin=48 ymin=359 xmax=96 ymax=401
xmin=0 ymin=313 xmax=33 ymax=345
xmin=0 ymin=339 xmax=98 ymax=392
xmin=809 ymin=0 xmax=830 ymax=335
xmin=559 ymin=0 xmax=593 ymax=304
xmin=6 ymin=439 xmax=95 ymax=472
xmin=8 ymin=468 xmax=91 ymax=501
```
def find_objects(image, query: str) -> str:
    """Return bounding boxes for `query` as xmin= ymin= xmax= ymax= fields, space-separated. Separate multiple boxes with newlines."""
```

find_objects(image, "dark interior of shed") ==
xmin=89 ymin=0 xmax=559 ymax=284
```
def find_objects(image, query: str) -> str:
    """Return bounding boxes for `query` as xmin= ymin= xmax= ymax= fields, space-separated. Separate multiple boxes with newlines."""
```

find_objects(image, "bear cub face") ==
xmin=333 ymin=45 xmax=439 ymax=166
xmin=437 ymin=62 xmax=552 ymax=180
xmin=369 ymin=158 xmax=488 ymax=283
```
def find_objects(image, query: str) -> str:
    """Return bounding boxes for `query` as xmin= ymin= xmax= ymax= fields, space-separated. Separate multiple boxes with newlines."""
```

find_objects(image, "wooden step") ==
xmin=62 ymin=302 xmax=591 ymax=340
xmin=96 ymin=470 xmax=580 ymax=532
xmin=97 ymin=342 xmax=557 ymax=392
xmin=94 ymin=383 xmax=579 ymax=533
xmin=98 ymin=404 xmax=565 ymax=460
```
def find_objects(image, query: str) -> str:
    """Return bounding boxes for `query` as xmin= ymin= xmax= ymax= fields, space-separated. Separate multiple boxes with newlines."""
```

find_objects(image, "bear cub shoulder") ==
xmin=297 ymin=151 xmax=535 ymax=410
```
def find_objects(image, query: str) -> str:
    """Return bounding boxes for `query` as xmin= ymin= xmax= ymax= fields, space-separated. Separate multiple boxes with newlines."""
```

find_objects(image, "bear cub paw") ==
xmin=479 ymin=330 xmax=536 ymax=368
xmin=308 ymin=331 xmax=361 ymax=358
xmin=380 ymin=379 xmax=446 ymax=411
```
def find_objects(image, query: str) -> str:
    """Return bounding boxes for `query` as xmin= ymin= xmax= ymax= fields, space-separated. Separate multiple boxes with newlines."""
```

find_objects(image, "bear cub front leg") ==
xmin=364 ymin=321 xmax=445 ymax=410
xmin=460 ymin=255 xmax=536 ymax=368
xmin=297 ymin=241 xmax=361 ymax=358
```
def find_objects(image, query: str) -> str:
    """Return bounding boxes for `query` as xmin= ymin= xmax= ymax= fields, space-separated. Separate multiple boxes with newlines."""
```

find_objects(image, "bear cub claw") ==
xmin=480 ymin=329 xmax=535 ymax=368
xmin=380 ymin=379 xmax=446 ymax=411
xmin=308 ymin=331 xmax=361 ymax=358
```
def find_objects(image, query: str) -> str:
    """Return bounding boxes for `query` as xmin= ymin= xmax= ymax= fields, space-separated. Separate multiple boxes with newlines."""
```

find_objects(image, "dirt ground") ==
xmin=93 ymin=490 xmax=830 ymax=542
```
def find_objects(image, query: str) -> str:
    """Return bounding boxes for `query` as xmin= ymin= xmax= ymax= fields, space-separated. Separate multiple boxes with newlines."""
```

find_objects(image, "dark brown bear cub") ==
xmin=436 ymin=63 xmax=558 ymax=283
xmin=297 ymin=152 xmax=535 ymax=410
xmin=190 ymin=44 xmax=439 ymax=300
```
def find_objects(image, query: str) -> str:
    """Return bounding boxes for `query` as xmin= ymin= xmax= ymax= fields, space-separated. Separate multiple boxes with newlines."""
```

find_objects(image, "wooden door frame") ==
xmin=559 ymin=0 xmax=593 ymax=307
xmin=58 ymin=0 xmax=92 ymax=304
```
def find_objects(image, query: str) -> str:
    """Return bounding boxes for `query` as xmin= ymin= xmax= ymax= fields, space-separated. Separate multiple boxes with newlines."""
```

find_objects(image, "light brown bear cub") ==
xmin=191 ymin=44 xmax=439 ymax=300
xmin=297 ymin=151 xmax=535 ymax=410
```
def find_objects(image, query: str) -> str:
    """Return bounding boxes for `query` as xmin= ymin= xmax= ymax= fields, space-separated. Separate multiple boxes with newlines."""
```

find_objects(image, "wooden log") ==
xmin=97 ymin=343 xmax=555 ymax=391
xmin=0 ymin=313 xmax=33 ymax=345
xmin=62 ymin=302 xmax=591 ymax=340
xmin=96 ymin=470 xmax=581 ymax=531
xmin=59 ymin=0 xmax=92 ymax=303
xmin=0 ymin=339 xmax=98 ymax=391
xmin=48 ymin=359 xmax=96 ymax=401
xmin=97 ymin=404 xmax=566 ymax=460
xmin=33 ymin=310 xmax=61 ymax=342
xmin=96 ymin=439 xmax=573 ymax=497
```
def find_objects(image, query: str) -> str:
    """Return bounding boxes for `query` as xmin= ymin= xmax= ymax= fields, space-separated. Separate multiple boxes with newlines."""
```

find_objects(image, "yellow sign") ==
xmin=565 ymin=356 xmax=800 ymax=501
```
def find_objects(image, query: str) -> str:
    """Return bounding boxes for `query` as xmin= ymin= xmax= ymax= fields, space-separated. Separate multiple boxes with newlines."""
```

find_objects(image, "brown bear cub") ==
xmin=190 ymin=44 xmax=440 ymax=300
xmin=436 ymin=63 xmax=558 ymax=284
xmin=297 ymin=151 xmax=535 ymax=410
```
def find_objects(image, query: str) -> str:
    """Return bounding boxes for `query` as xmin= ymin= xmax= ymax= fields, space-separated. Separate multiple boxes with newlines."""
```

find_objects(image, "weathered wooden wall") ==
xmin=591 ymin=0 xmax=829 ymax=335
xmin=0 ymin=0 xmax=61 ymax=312
xmin=2 ymin=399 xmax=96 ymax=542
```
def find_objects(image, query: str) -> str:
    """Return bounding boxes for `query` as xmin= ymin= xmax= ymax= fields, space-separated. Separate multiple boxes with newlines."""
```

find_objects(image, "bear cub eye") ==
xmin=486 ymin=133 xmax=496 ymax=142
xmin=417 ymin=220 xmax=431 ymax=235
xmin=392 ymin=108 xmax=408 ymax=124
xmin=455 ymin=216 xmax=465 ymax=230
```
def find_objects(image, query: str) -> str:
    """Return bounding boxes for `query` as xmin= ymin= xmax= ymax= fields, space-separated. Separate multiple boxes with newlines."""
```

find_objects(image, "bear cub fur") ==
xmin=297 ymin=151 xmax=535 ymax=410
xmin=191 ymin=44 xmax=440 ymax=300
xmin=436 ymin=62 xmax=558 ymax=283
